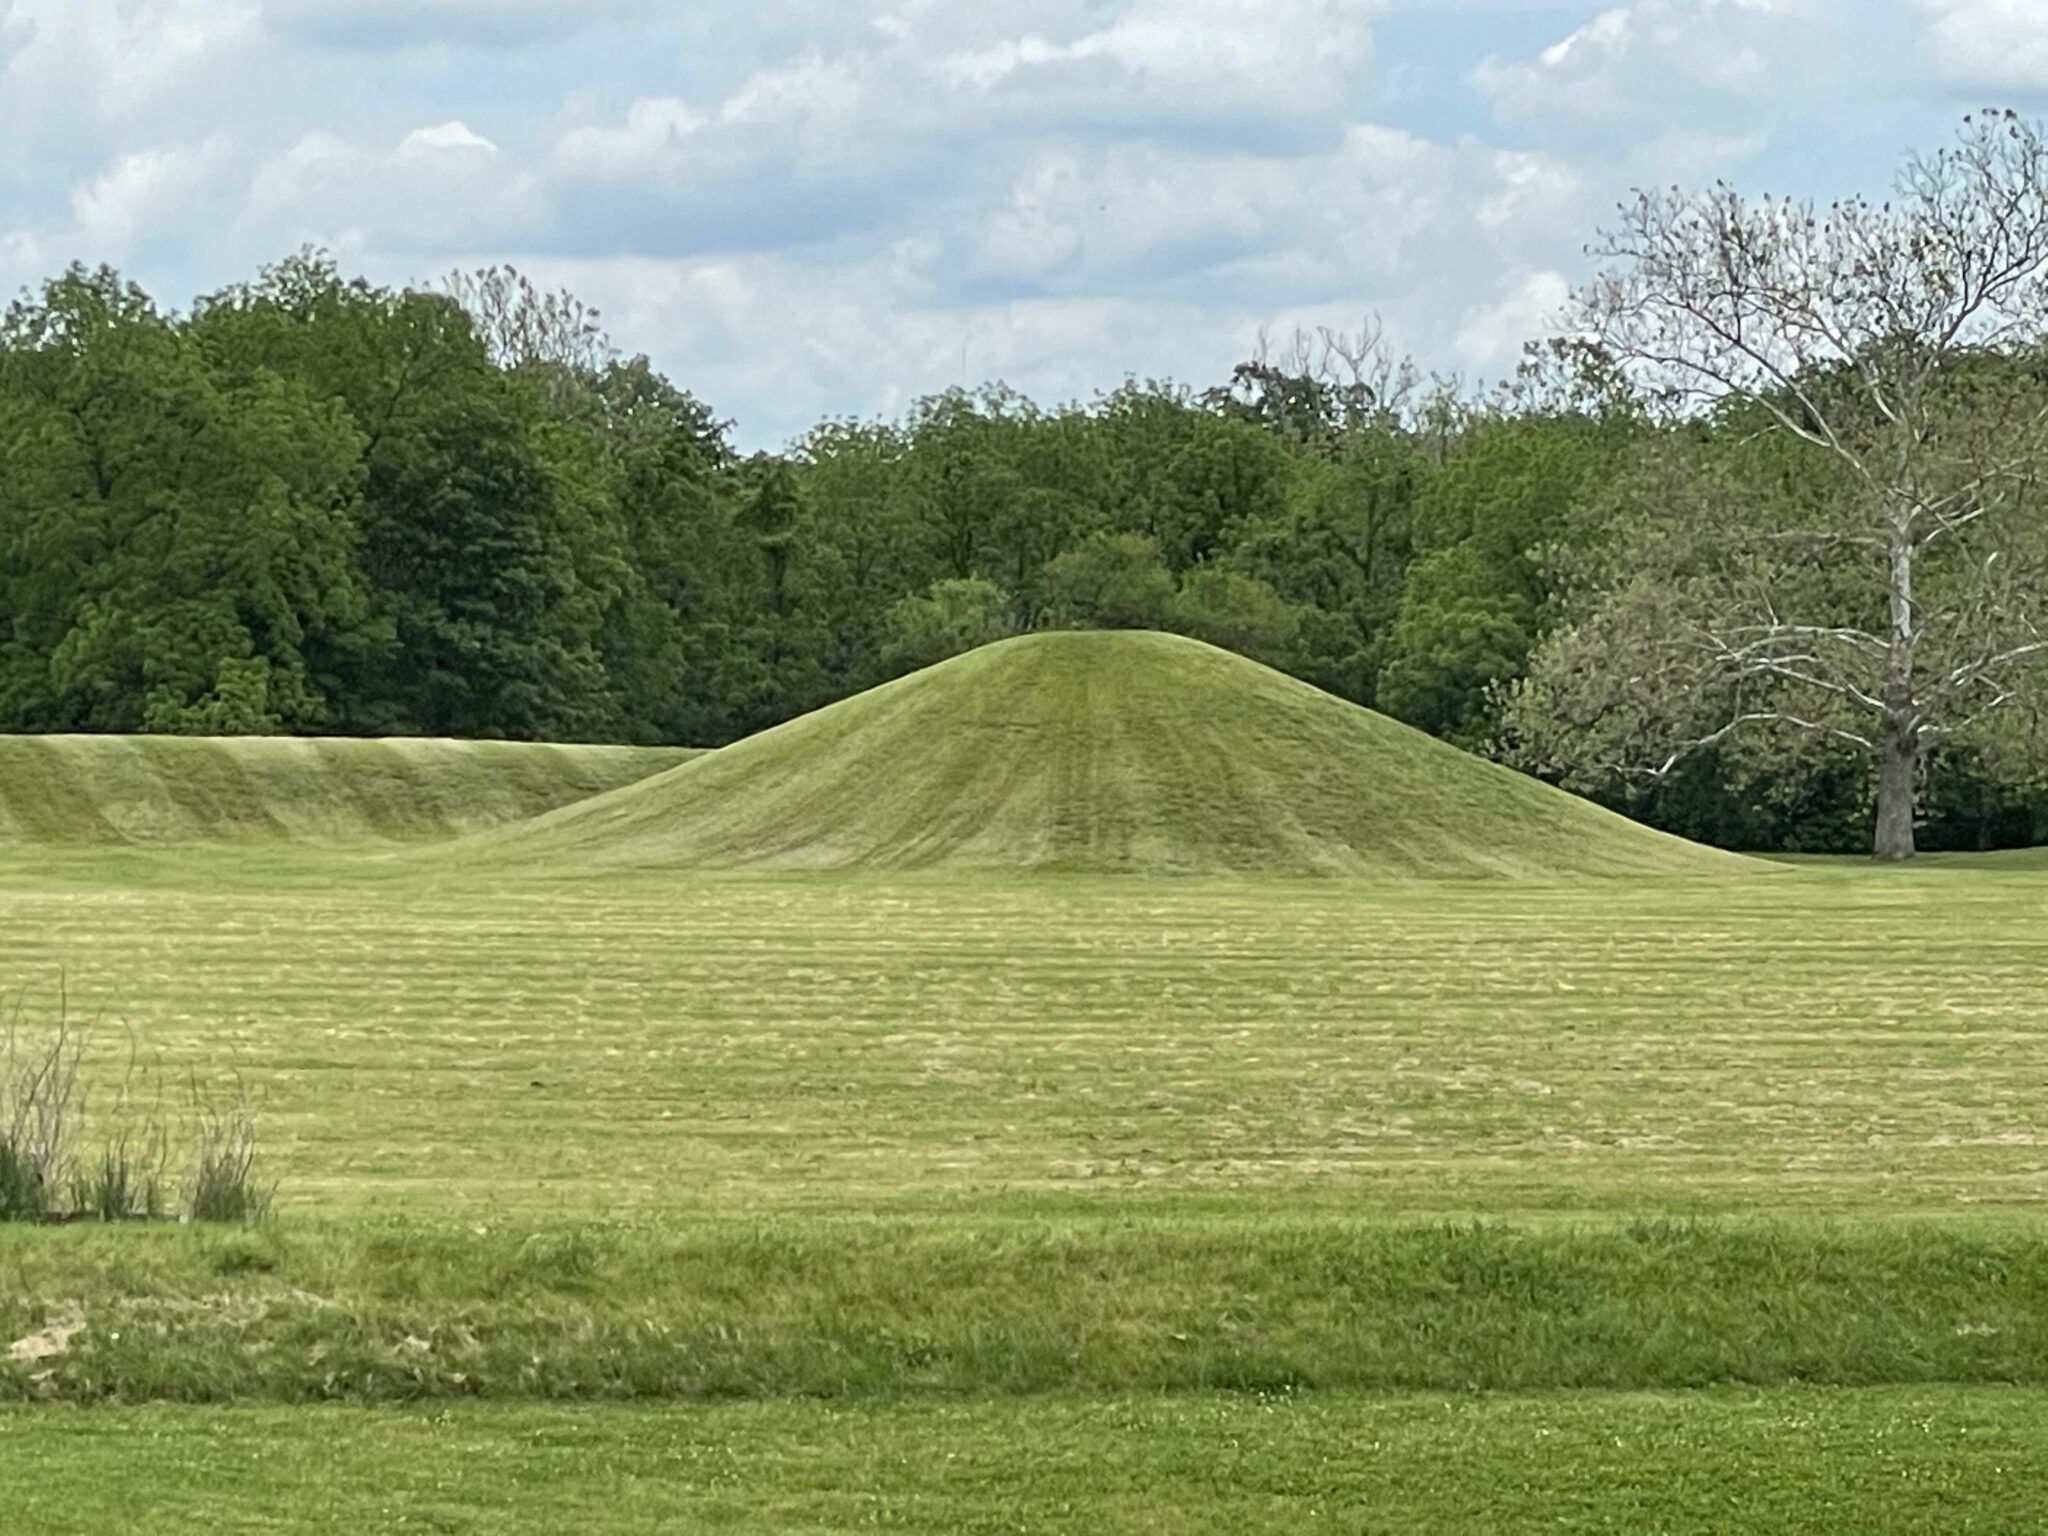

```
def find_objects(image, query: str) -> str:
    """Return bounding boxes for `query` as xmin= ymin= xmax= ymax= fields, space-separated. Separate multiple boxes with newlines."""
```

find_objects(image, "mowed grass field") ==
xmin=7 ymin=849 xmax=2048 ymax=1529
xmin=4 ymin=853 xmax=2045 ymax=1219
xmin=3 ymin=642 xmax=2046 ymax=1531
xmin=9 ymin=1389 xmax=2048 ymax=1534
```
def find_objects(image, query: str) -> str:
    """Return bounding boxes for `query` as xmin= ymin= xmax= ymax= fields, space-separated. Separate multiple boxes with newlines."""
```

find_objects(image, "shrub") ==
xmin=1167 ymin=566 xmax=1303 ymax=665
xmin=1042 ymin=533 xmax=1176 ymax=630
xmin=69 ymin=1129 xmax=168 ymax=1222
xmin=882 ymin=578 xmax=1015 ymax=672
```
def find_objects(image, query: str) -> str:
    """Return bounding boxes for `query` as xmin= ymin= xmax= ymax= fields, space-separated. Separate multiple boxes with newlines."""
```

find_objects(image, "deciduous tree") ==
xmin=1510 ymin=114 xmax=2048 ymax=858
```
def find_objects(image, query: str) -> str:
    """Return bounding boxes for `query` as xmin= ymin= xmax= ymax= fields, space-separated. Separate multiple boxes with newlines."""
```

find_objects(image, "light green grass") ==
xmin=0 ymin=734 xmax=693 ymax=848
xmin=6 ymin=1389 xmax=2046 ymax=1534
xmin=4 ymin=846 xmax=2045 ymax=1416
xmin=1 ymin=710 xmax=2042 ymax=1520
xmin=2 ymin=857 xmax=2039 ymax=1218
xmin=472 ymin=631 xmax=1749 ymax=877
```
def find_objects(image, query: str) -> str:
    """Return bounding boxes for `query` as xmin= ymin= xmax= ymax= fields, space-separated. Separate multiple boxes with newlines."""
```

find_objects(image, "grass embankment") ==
xmin=0 ymin=734 xmax=692 ymax=848
xmin=3 ymin=1219 xmax=2047 ymax=1404
xmin=473 ymin=631 xmax=1749 ymax=877
xmin=8 ymin=1388 xmax=2045 ymax=1534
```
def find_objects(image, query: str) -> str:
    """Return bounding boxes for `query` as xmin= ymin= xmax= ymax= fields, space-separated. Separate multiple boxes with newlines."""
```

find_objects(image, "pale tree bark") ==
xmin=1525 ymin=113 xmax=2048 ymax=859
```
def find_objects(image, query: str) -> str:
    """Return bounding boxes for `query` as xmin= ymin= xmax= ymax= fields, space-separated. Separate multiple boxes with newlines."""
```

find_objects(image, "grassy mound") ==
xmin=0 ymin=735 xmax=694 ymax=848
xmin=478 ymin=631 xmax=1749 ymax=878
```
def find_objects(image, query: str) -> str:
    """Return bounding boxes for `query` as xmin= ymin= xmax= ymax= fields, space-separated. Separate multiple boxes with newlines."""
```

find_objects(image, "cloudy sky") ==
xmin=0 ymin=0 xmax=2035 ymax=445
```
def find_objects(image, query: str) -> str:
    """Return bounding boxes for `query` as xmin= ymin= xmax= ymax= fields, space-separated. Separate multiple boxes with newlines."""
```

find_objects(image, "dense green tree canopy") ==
xmin=1 ymin=229 xmax=2042 ymax=855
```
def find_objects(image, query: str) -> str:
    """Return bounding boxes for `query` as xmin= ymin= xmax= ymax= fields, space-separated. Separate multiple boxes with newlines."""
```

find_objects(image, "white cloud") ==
xmin=70 ymin=141 xmax=234 ymax=253
xmin=503 ymin=250 xmax=1294 ymax=441
xmin=0 ymin=229 xmax=48 ymax=299
xmin=1455 ymin=269 xmax=1573 ymax=369
xmin=258 ymin=0 xmax=641 ymax=53
xmin=240 ymin=126 xmax=543 ymax=257
xmin=1472 ymin=0 xmax=1867 ymax=179
xmin=1917 ymin=0 xmax=2048 ymax=89
xmin=541 ymin=54 xmax=955 ymax=258
xmin=949 ymin=126 xmax=1585 ymax=309
xmin=399 ymin=121 xmax=499 ymax=156
xmin=0 ymin=0 xmax=260 ymax=172
xmin=1 ymin=0 xmax=260 ymax=101
xmin=550 ymin=99 xmax=703 ymax=181
xmin=492 ymin=117 xmax=1603 ymax=444
xmin=945 ymin=0 xmax=1378 ymax=99
xmin=0 ymin=0 xmax=1993 ymax=445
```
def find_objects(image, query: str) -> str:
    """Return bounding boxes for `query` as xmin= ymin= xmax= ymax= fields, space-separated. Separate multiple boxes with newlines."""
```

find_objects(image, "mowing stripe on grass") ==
xmin=0 ymin=735 xmax=694 ymax=848
xmin=2 ymin=865 xmax=2039 ymax=1220
xmin=466 ymin=631 xmax=1753 ymax=878
xmin=6 ymin=1387 xmax=2046 ymax=1534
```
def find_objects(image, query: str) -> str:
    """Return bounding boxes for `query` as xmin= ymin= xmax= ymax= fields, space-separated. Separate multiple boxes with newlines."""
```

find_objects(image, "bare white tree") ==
xmin=1515 ymin=113 xmax=2048 ymax=859
xmin=1215 ymin=317 xmax=1429 ymax=451
xmin=441 ymin=266 xmax=616 ymax=380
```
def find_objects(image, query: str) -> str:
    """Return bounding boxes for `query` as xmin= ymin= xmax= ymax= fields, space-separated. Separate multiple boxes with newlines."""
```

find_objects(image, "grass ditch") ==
xmin=2 ymin=1216 xmax=2044 ymax=1404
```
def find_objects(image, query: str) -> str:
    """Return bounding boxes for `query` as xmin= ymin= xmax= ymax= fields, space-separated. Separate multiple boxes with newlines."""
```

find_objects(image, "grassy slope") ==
xmin=0 ymin=735 xmax=694 ymax=848
xmin=8 ymin=1389 xmax=2046 ymax=1534
xmin=5 ymin=1219 xmax=2048 ymax=1404
xmin=0 ymin=702 xmax=2035 ymax=1522
xmin=473 ymin=630 xmax=1749 ymax=878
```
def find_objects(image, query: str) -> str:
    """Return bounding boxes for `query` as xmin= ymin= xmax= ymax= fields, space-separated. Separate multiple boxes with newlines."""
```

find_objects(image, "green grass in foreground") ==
xmin=4 ymin=800 xmax=2046 ymax=1524
xmin=4 ymin=1219 xmax=2047 ymax=1404
xmin=6 ymin=1388 xmax=2046 ymax=1534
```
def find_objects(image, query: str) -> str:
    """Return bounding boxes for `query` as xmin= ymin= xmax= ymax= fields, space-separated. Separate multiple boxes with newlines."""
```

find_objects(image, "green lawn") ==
xmin=3 ymin=852 xmax=2040 ymax=1219
xmin=5 ymin=844 xmax=2046 ymax=1525
xmin=6 ymin=1389 xmax=2046 ymax=1534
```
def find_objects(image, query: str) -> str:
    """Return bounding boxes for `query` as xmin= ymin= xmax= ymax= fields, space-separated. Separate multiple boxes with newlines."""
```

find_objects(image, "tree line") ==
xmin=3 ymin=119 xmax=2046 ymax=857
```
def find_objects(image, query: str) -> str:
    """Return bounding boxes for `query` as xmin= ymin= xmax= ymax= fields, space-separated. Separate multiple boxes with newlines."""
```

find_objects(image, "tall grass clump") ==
xmin=1 ymin=992 xmax=85 ymax=1220
xmin=68 ymin=1127 xmax=169 ymax=1223
xmin=186 ymin=1083 xmax=273 ymax=1225
xmin=0 ymin=987 xmax=274 ymax=1225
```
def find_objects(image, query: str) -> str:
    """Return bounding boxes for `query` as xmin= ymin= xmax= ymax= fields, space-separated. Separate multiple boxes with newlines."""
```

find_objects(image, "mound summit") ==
xmin=0 ymin=736 xmax=693 ymax=849
xmin=479 ymin=631 xmax=1749 ymax=879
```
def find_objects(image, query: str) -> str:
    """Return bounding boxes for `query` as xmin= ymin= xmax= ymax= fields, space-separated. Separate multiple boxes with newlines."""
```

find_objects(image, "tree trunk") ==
xmin=1877 ymin=508 xmax=1919 ymax=863
xmin=1874 ymin=712 xmax=1920 ymax=861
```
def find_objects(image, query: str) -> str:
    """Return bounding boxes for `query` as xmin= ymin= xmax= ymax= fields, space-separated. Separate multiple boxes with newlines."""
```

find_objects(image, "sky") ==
xmin=0 ymin=0 xmax=2040 ymax=448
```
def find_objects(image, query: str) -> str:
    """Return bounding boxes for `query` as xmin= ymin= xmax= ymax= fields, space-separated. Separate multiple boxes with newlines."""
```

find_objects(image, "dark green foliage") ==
xmin=1042 ymin=532 xmax=1176 ymax=630
xmin=0 ymin=266 xmax=366 ymax=735
xmin=882 ymin=577 xmax=1014 ymax=673
xmin=1167 ymin=566 xmax=1301 ymax=665
xmin=1376 ymin=413 xmax=1625 ymax=745
xmin=0 ymin=251 xmax=2040 ymax=852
